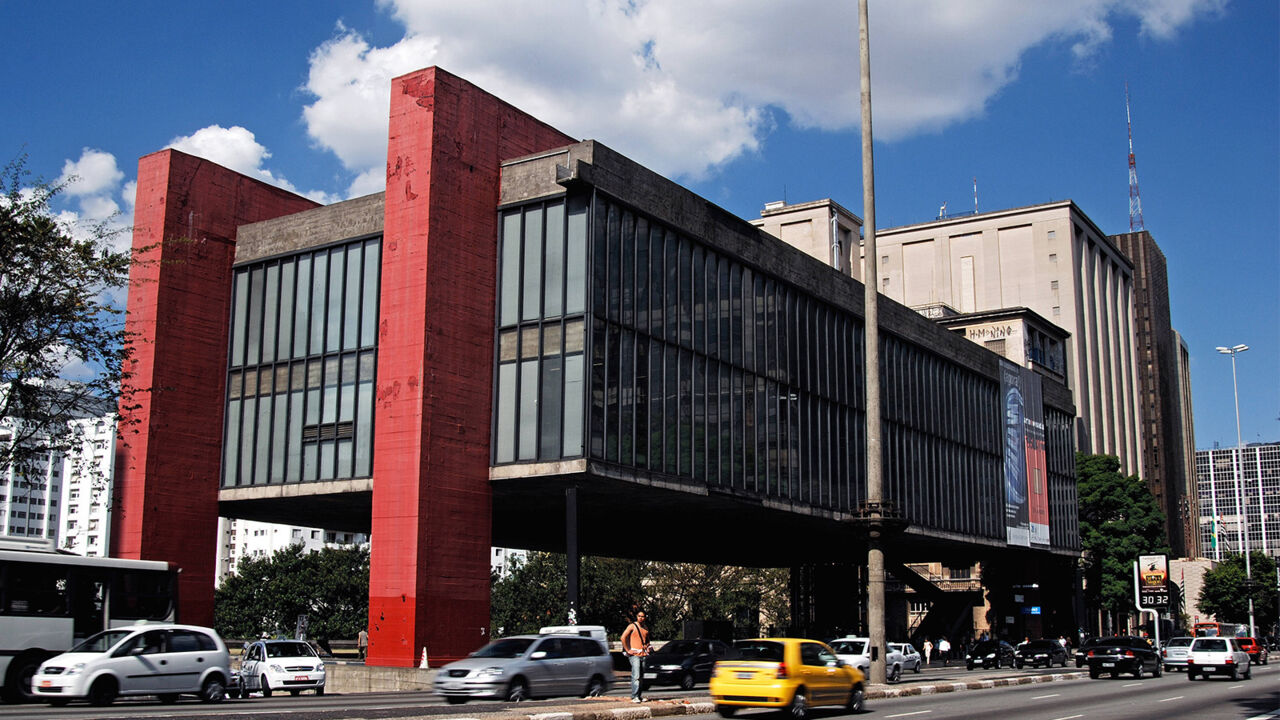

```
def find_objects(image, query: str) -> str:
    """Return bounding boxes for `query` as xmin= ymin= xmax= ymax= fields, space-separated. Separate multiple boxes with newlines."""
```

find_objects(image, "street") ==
xmin=0 ymin=663 xmax=1274 ymax=720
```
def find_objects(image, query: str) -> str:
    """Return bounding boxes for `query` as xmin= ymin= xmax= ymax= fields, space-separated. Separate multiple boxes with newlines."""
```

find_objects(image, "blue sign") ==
xmin=1023 ymin=606 xmax=1042 ymax=615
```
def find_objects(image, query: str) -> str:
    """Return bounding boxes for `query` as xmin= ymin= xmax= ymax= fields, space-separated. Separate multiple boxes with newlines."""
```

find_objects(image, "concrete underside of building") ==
xmin=112 ymin=67 xmax=1082 ymax=667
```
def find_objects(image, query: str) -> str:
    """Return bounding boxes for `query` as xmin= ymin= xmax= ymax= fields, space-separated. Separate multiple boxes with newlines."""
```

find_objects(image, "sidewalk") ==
xmin=418 ymin=669 xmax=1088 ymax=720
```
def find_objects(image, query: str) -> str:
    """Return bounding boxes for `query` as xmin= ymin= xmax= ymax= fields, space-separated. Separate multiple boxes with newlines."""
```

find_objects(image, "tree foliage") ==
xmin=1075 ymin=453 xmax=1169 ymax=619
xmin=1198 ymin=550 xmax=1277 ymax=632
xmin=491 ymin=552 xmax=789 ymax=639
xmin=0 ymin=155 xmax=135 ymax=479
xmin=213 ymin=544 xmax=369 ymax=642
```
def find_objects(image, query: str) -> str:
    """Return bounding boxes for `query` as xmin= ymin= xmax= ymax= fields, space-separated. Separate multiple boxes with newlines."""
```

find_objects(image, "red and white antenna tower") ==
xmin=1126 ymin=82 xmax=1145 ymax=232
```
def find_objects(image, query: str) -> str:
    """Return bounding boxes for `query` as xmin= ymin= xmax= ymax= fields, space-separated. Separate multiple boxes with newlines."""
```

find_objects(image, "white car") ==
xmin=1187 ymin=636 xmax=1252 ymax=681
xmin=32 ymin=624 xmax=231 ymax=707
xmin=830 ymin=637 xmax=908 ymax=682
xmin=1161 ymin=636 xmax=1194 ymax=672
xmin=890 ymin=643 xmax=922 ymax=673
xmin=237 ymin=639 xmax=326 ymax=697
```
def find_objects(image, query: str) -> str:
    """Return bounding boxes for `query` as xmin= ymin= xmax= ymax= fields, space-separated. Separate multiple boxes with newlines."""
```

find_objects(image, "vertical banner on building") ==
xmin=1138 ymin=554 xmax=1170 ymax=610
xmin=1022 ymin=368 xmax=1050 ymax=545
xmin=1001 ymin=360 xmax=1030 ymax=546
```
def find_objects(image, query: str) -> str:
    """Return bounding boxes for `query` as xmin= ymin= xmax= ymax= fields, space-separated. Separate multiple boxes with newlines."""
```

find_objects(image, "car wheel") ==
xmin=912 ymin=662 xmax=921 ymax=674
xmin=158 ymin=693 xmax=179 ymax=704
xmin=1187 ymin=669 xmax=1196 ymax=681
xmin=506 ymin=678 xmax=529 ymax=702
xmin=716 ymin=705 xmax=738 ymax=718
xmin=584 ymin=675 xmax=607 ymax=697
xmin=1015 ymin=660 xmax=1024 ymax=669
xmin=966 ymin=663 xmax=975 ymax=671
xmin=290 ymin=690 xmax=301 ymax=696
xmin=200 ymin=675 xmax=226 ymax=703
xmin=1243 ymin=664 xmax=1251 ymax=680
xmin=1153 ymin=663 xmax=1162 ymax=678
xmin=315 ymin=685 xmax=325 ymax=696
xmin=1133 ymin=662 xmax=1143 ymax=679
xmin=680 ymin=671 xmax=696 ymax=690
xmin=787 ymin=688 xmax=809 ymax=720
xmin=889 ymin=665 xmax=901 ymax=683
xmin=88 ymin=676 xmax=118 ymax=706
xmin=260 ymin=676 xmax=273 ymax=698
xmin=446 ymin=697 xmax=468 ymax=704
xmin=1230 ymin=666 xmax=1238 ymax=681
xmin=846 ymin=684 xmax=865 ymax=713
xmin=1089 ymin=668 xmax=1099 ymax=679
xmin=1109 ymin=671 xmax=1118 ymax=678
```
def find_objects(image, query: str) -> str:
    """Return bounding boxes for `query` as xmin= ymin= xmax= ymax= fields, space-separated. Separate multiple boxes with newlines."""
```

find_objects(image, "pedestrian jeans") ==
xmin=629 ymin=654 xmax=643 ymax=699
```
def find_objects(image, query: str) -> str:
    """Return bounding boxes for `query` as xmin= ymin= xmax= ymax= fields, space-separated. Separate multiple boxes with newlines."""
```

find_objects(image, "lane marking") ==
xmin=1158 ymin=696 xmax=1183 ymax=702
xmin=1121 ymin=682 xmax=1143 ymax=687
xmin=1032 ymin=693 xmax=1061 ymax=699
xmin=885 ymin=712 xmax=933 ymax=718
xmin=1050 ymin=715 xmax=1084 ymax=720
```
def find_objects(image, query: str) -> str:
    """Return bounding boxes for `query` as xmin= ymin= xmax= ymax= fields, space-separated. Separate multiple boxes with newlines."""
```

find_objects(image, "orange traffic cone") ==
xmin=419 ymin=647 xmax=429 ymax=668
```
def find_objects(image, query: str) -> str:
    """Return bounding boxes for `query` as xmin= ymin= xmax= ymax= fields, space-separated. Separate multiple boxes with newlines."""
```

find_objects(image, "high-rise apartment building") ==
xmin=214 ymin=517 xmax=369 ymax=584
xmin=1195 ymin=443 xmax=1280 ymax=563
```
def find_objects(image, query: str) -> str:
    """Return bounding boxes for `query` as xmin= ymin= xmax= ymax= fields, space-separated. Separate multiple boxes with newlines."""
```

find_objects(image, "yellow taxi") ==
xmin=709 ymin=638 xmax=866 ymax=718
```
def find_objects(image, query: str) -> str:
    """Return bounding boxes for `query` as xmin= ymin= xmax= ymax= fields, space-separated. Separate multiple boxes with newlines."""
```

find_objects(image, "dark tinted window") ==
xmin=473 ymin=638 xmax=535 ymax=658
xmin=800 ymin=643 xmax=828 ymax=667
xmin=731 ymin=640 xmax=784 ymax=662
xmin=661 ymin=640 xmax=698 ymax=655
xmin=168 ymin=631 xmax=201 ymax=653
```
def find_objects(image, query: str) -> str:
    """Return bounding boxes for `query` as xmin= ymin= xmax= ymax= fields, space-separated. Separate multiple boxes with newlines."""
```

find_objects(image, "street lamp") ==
xmin=1216 ymin=343 xmax=1254 ymax=638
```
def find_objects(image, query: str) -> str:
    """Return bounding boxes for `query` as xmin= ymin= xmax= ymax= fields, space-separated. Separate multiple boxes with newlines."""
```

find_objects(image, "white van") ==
xmin=539 ymin=625 xmax=608 ymax=650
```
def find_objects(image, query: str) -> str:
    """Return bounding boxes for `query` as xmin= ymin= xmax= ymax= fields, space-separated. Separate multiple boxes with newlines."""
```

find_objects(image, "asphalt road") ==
xmin=0 ymin=663 xmax=1274 ymax=720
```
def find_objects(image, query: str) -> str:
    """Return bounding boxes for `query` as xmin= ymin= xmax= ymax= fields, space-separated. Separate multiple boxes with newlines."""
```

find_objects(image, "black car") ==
xmin=642 ymin=638 xmax=730 ymax=690
xmin=1015 ymin=639 xmax=1069 ymax=668
xmin=1074 ymin=637 xmax=1108 ymax=667
xmin=965 ymin=640 xmax=1017 ymax=670
xmin=1084 ymin=636 xmax=1162 ymax=679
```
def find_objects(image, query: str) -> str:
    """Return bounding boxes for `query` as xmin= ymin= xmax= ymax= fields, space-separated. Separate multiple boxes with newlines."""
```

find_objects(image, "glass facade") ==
xmin=223 ymin=236 xmax=381 ymax=487
xmin=494 ymin=188 xmax=1078 ymax=545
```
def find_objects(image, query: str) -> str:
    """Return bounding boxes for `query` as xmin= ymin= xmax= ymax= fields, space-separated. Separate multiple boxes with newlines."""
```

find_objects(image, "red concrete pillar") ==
xmin=114 ymin=149 xmax=318 ymax=625
xmin=369 ymin=67 xmax=572 ymax=666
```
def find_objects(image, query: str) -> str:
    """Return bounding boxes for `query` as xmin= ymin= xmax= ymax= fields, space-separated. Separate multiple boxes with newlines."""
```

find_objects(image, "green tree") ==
xmin=490 ymin=552 xmax=646 ymax=637
xmin=490 ymin=552 xmax=788 ymax=640
xmin=214 ymin=544 xmax=369 ymax=642
xmin=1075 ymin=453 xmax=1169 ymax=627
xmin=1198 ymin=550 xmax=1277 ymax=633
xmin=0 ymin=155 xmax=135 ymax=478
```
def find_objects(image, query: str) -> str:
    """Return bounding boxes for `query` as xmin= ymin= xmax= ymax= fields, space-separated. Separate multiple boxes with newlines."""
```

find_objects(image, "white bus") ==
xmin=0 ymin=537 xmax=178 ymax=703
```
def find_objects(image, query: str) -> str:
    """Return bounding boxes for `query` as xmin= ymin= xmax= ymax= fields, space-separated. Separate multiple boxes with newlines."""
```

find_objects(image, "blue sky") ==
xmin=3 ymin=1 xmax=1276 ymax=452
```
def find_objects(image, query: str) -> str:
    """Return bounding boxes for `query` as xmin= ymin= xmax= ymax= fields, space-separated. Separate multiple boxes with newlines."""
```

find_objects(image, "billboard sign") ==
xmin=1001 ymin=360 xmax=1050 ymax=546
xmin=1138 ymin=553 xmax=1170 ymax=608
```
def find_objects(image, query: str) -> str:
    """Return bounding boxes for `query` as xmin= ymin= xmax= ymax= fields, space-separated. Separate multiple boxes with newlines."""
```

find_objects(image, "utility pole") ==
xmin=858 ymin=0 xmax=886 ymax=686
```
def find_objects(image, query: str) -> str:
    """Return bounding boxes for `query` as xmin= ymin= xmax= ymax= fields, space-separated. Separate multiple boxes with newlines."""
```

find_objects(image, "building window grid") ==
xmin=223 ymin=237 xmax=381 ymax=487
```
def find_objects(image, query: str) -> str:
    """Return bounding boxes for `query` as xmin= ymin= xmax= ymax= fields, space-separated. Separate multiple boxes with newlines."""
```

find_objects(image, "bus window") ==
xmin=2 ymin=563 xmax=69 ymax=616
xmin=111 ymin=569 xmax=174 ymax=621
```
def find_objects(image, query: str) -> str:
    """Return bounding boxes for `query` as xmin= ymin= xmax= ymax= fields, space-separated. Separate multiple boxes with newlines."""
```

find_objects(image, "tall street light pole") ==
xmin=1216 ymin=343 xmax=1254 ymax=638
xmin=858 ymin=0 xmax=886 ymax=686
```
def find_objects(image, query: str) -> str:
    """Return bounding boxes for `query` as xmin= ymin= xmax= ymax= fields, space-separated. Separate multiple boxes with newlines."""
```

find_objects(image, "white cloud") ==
xmin=166 ymin=125 xmax=341 ymax=204
xmin=298 ymin=0 xmax=1222 ymax=186
xmin=58 ymin=149 xmax=125 ymax=198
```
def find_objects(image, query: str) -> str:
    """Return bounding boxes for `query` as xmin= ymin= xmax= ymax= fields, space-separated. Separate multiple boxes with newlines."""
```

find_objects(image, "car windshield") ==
xmin=971 ymin=641 xmax=1002 ymax=653
xmin=472 ymin=638 xmax=535 ymax=659
xmin=266 ymin=642 xmax=316 ymax=658
xmin=658 ymin=640 xmax=698 ymax=655
xmin=831 ymin=640 xmax=867 ymax=655
xmin=731 ymin=640 xmax=785 ymax=662
xmin=70 ymin=629 xmax=134 ymax=653
xmin=1024 ymin=640 xmax=1056 ymax=650
xmin=1166 ymin=637 xmax=1193 ymax=648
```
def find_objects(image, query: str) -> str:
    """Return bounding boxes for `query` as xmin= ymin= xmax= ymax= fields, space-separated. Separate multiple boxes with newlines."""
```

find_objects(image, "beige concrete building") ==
xmin=757 ymin=199 xmax=1143 ymax=476
xmin=753 ymin=199 xmax=863 ymax=280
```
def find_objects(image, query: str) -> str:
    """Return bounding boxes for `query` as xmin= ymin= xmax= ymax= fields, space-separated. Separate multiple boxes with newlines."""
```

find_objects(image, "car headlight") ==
xmin=269 ymin=664 xmax=285 ymax=673
xmin=314 ymin=664 xmax=325 ymax=673
xmin=985 ymin=653 xmax=995 ymax=659
xmin=476 ymin=666 xmax=505 ymax=679
xmin=64 ymin=663 xmax=87 ymax=677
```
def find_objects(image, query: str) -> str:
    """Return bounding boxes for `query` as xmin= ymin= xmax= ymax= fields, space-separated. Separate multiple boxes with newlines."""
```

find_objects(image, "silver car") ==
xmin=1161 ymin=637 xmax=1194 ymax=672
xmin=433 ymin=634 xmax=612 ymax=703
